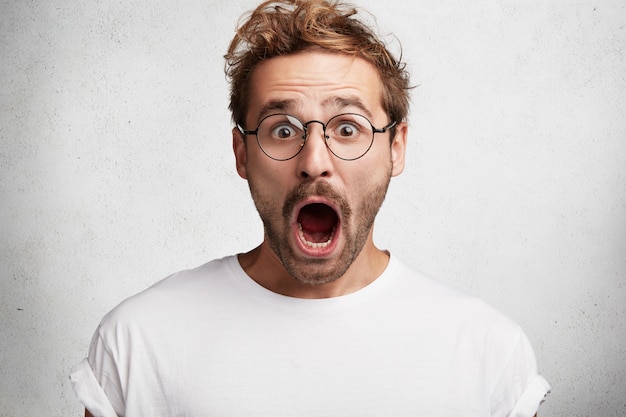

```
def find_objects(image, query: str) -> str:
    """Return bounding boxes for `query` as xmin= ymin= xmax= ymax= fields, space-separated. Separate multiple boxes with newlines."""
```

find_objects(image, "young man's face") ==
xmin=233 ymin=50 xmax=406 ymax=286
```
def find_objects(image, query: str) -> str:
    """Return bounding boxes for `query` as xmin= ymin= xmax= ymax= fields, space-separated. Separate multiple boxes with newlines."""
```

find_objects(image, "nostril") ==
xmin=299 ymin=170 xmax=329 ymax=179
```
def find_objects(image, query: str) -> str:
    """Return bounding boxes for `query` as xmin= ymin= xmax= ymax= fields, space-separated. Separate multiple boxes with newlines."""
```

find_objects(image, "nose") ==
xmin=296 ymin=122 xmax=334 ymax=180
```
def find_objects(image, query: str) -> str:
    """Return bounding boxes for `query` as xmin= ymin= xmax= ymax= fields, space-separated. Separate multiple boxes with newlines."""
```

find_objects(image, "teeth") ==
xmin=298 ymin=223 xmax=335 ymax=249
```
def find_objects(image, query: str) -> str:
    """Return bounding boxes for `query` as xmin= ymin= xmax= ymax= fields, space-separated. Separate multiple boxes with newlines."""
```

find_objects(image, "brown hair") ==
xmin=224 ymin=0 xmax=411 ymax=130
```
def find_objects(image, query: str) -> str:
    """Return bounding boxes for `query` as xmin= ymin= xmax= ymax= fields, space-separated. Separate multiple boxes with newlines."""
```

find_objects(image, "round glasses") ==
xmin=237 ymin=113 xmax=397 ymax=161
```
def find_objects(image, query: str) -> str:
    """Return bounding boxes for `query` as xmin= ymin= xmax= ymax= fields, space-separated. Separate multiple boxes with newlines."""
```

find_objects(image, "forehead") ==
xmin=246 ymin=50 xmax=384 ymax=123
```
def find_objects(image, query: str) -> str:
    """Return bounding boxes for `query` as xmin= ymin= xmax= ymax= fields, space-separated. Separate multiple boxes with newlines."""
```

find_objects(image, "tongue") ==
xmin=298 ymin=204 xmax=337 ymax=240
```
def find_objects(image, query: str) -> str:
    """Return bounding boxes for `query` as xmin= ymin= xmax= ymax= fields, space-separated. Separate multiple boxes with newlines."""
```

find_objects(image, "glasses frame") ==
xmin=237 ymin=113 xmax=397 ymax=161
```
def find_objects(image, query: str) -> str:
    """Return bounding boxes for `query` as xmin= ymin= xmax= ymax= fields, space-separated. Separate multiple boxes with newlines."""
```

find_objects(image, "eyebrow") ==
xmin=322 ymin=96 xmax=375 ymax=120
xmin=256 ymin=99 xmax=298 ymax=122
xmin=254 ymin=95 xmax=375 ymax=124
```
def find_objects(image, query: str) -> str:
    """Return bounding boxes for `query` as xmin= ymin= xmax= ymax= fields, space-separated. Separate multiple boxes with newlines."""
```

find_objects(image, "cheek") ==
xmin=343 ymin=159 xmax=393 ymax=204
xmin=351 ymin=149 xmax=393 ymax=183
xmin=341 ymin=166 xmax=388 ymax=200
xmin=246 ymin=160 xmax=294 ymax=199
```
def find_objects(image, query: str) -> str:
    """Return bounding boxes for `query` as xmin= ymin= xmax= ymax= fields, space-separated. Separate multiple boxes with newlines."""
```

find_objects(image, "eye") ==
xmin=337 ymin=123 xmax=357 ymax=137
xmin=328 ymin=114 xmax=371 ymax=139
xmin=270 ymin=124 xmax=298 ymax=140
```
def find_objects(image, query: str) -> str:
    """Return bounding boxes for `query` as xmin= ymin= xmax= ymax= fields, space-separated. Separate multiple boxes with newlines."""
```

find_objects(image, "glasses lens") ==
xmin=257 ymin=114 xmax=306 ymax=160
xmin=326 ymin=114 xmax=374 ymax=160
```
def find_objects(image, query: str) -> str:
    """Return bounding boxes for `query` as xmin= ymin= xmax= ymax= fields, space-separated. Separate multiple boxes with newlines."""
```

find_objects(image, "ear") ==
xmin=232 ymin=127 xmax=248 ymax=179
xmin=390 ymin=122 xmax=408 ymax=177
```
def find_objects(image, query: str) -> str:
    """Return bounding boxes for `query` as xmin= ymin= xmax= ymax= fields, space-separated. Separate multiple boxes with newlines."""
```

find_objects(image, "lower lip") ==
xmin=292 ymin=221 xmax=341 ymax=258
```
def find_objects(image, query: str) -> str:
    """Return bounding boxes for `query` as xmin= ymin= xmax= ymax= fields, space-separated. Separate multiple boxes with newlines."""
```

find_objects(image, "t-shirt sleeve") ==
xmin=69 ymin=358 xmax=118 ymax=417
xmin=489 ymin=330 xmax=551 ymax=417
xmin=70 ymin=329 xmax=126 ymax=417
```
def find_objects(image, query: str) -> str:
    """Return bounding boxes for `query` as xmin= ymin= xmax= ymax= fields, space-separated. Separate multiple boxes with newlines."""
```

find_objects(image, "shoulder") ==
xmin=384 ymin=256 xmax=488 ymax=307
xmin=386 ymin=255 xmax=525 ymax=342
xmin=95 ymin=255 xmax=241 ymax=335
xmin=388 ymin=256 xmax=538 ymax=383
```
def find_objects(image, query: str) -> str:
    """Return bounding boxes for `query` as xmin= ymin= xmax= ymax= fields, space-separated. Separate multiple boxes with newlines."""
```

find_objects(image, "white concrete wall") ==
xmin=1 ymin=0 xmax=624 ymax=415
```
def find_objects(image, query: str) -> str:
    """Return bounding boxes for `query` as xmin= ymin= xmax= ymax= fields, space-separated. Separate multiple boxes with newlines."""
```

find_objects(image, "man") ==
xmin=71 ymin=1 xmax=550 ymax=416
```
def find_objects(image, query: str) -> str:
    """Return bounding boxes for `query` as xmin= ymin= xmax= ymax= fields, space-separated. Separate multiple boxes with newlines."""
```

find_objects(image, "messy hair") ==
xmin=224 ymin=0 xmax=411 ymax=129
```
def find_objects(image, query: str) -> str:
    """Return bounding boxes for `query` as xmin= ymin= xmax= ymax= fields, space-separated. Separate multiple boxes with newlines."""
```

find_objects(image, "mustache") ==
xmin=282 ymin=181 xmax=352 ymax=220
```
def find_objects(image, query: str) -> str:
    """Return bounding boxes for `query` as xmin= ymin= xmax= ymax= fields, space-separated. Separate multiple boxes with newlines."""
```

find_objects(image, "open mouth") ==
xmin=296 ymin=203 xmax=339 ymax=249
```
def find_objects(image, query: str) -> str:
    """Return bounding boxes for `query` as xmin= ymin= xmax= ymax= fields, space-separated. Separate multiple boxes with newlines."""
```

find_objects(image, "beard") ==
xmin=248 ymin=171 xmax=392 ymax=286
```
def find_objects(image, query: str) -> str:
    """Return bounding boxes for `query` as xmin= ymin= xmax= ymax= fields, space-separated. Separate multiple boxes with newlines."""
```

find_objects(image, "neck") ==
xmin=237 ymin=240 xmax=389 ymax=299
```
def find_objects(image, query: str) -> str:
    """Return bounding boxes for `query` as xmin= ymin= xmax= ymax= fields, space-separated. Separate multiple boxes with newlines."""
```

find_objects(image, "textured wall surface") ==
xmin=1 ymin=0 xmax=625 ymax=416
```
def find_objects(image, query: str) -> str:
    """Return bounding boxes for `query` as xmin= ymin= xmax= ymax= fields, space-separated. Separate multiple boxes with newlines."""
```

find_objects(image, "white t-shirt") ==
xmin=71 ymin=255 xmax=550 ymax=417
